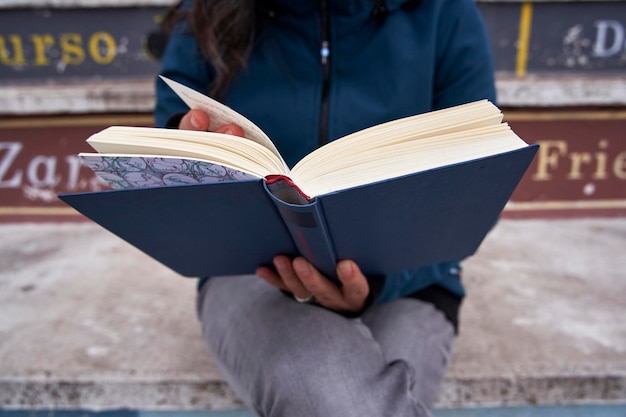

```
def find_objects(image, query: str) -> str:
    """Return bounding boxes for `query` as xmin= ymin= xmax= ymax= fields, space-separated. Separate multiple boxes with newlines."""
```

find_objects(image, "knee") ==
xmin=255 ymin=357 xmax=419 ymax=417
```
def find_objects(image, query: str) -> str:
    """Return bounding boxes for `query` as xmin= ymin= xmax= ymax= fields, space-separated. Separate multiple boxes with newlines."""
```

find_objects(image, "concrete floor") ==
xmin=0 ymin=218 xmax=625 ymax=410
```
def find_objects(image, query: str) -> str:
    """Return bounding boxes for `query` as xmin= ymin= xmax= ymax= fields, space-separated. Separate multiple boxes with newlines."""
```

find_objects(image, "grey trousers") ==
xmin=197 ymin=275 xmax=455 ymax=417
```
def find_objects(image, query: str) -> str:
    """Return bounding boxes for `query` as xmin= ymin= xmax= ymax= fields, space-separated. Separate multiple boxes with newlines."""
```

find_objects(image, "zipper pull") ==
xmin=320 ymin=40 xmax=330 ymax=65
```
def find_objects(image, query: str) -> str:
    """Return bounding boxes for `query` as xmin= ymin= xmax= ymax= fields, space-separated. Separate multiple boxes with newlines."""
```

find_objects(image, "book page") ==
xmin=86 ymin=127 xmax=288 ymax=177
xmin=293 ymin=125 xmax=527 ymax=197
xmin=159 ymin=76 xmax=287 ymax=169
xmin=80 ymin=154 xmax=258 ymax=189
xmin=289 ymin=101 xmax=529 ymax=197
xmin=292 ymin=100 xmax=502 ymax=174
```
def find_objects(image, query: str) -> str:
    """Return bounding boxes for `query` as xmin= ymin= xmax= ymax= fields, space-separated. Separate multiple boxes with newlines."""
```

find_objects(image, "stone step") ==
xmin=1 ymin=218 xmax=625 ymax=410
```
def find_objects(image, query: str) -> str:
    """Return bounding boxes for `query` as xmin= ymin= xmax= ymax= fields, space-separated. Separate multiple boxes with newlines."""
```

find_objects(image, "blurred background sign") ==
xmin=0 ymin=7 xmax=164 ymax=82
xmin=1 ymin=2 xmax=625 ymax=83
xmin=483 ymin=1 xmax=626 ymax=76
xmin=0 ymin=0 xmax=625 ymax=220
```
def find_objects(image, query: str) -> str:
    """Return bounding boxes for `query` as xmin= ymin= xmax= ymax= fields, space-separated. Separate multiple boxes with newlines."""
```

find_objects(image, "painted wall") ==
xmin=0 ymin=1 xmax=624 ymax=220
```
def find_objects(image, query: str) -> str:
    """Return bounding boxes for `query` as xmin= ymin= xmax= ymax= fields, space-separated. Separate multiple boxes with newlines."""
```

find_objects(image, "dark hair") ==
xmin=165 ymin=0 xmax=256 ymax=99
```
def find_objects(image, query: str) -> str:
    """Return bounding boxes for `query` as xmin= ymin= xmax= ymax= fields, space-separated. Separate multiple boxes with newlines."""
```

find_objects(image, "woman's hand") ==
xmin=180 ymin=111 xmax=370 ymax=312
xmin=178 ymin=108 xmax=245 ymax=137
xmin=256 ymin=256 xmax=370 ymax=313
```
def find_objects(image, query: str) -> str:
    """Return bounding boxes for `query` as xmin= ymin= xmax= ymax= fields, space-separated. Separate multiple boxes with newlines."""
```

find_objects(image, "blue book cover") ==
xmin=59 ymin=145 xmax=538 ymax=279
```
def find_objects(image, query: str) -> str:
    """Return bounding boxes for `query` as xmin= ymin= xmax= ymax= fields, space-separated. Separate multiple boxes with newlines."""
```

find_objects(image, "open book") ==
xmin=60 ymin=77 xmax=538 ymax=280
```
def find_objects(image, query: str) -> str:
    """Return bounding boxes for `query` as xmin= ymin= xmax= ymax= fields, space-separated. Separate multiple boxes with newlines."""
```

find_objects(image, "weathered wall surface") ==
xmin=0 ymin=0 xmax=625 ymax=219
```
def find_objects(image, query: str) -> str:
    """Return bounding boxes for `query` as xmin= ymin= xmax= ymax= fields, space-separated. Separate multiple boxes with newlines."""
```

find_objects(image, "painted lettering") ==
xmin=31 ymin=34 xmax=55 ymax=66
xmin=60 ymin=33 xmax=85 ymax=65
xmin=532 ymin=140 xmax=567 ymax=181
xmin=532 ymin=139 xmax=626 ymax=182
xmin=593 ymin=139 xmax=609 ymax=180
xmin=614 ymin=152 xmax=626 ymax=180
xmin=0 ymin=142 xmax=23 ymax=188
xmin=27 ymin=156 xmax=60 ymax=188
xmin=0 ymin=31 xmax=118 ymax=68
xmin=0 ymin=143 xmax=93 ymax=190
xmin=0 ymin=35 xmax=26 ymax=66
xmin=89 ymin=31 xmax=116 ymax=65
xmin=65 ymin=155 xmax=82 ymax=189
xmin=567 ymin=151 xmax=593 ymax=180
xmin=593 ymin=20 xmax=625 ymax=58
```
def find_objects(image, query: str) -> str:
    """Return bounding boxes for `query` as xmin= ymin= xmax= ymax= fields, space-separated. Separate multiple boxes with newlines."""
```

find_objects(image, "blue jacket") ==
xmin=155 ymin=0 xmax=496 ymax=323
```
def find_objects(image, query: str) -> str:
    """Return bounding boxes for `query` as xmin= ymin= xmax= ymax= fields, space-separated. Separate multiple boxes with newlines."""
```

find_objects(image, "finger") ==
xmin=337 ymin=260 xmax=370 ymax=311
xmin=255 ymin=265 xmax=288 ymax=291
xmin=274 ymin=255 xmax=312 ymax=301
xmin=293 ymin=257 xmax=345 ymax=310
xmin=179 ymin=109 xmax=211 ymax=131
xmin=214 ymin=123 xmax=245 ymax=138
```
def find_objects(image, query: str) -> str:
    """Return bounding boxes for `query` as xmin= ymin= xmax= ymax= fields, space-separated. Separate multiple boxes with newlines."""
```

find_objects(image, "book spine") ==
xmin=264 ymin=179 xmax=338 ymax=281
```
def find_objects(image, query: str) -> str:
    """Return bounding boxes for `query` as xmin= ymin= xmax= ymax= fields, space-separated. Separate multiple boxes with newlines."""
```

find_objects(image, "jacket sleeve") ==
xmin=154 ymin=11 xmax=215 ymax=128
xmin=432 ymin=0 xmax=497 ymax=109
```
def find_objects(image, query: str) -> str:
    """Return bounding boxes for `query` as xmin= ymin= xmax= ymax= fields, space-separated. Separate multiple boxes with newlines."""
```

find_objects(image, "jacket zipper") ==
xmin=319 ymin=0 xmax=331 ymax=147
